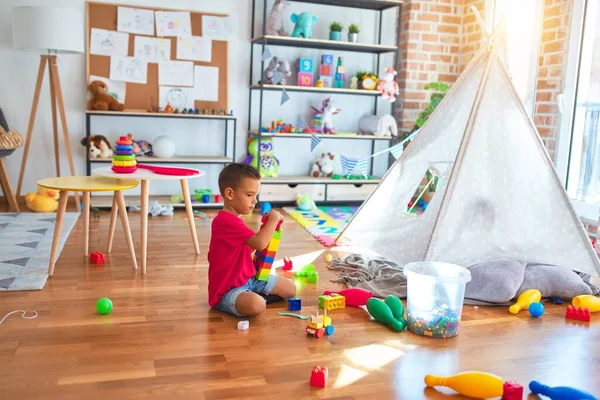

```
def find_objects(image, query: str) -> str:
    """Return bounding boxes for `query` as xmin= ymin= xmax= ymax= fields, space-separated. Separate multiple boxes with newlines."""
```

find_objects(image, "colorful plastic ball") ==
xmin=528 ymin=302 xmax=544 ymax=318
xmin=325 ymin=254 xmax=333 ymax=263
xmin=96 ymin=297 xmax=113 ymax=315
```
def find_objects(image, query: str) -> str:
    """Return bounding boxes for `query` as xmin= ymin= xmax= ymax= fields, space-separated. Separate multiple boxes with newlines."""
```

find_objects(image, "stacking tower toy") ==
xmin=254 ymin=213 xmax=283 ymax=281
xmin=111 ymin=136 xmax=137 ymax=173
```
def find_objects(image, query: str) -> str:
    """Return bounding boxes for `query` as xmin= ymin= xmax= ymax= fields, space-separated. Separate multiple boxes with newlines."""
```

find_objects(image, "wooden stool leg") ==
xmin=115 ymin=191 xmax=138 ymax=271
xmin=180 ymin=179 xmax=200 ymax=255
xmin=48 ymin=190 xmax=69 ymax=276
xmin=0 ymin=158 xmax=19 ymax=212
xmin=140 ymin=180 xmax=149 ymax=274
xmin=106 ymin=195 xmax=118 ymax=253
xmin=83 ymin=191 xmax=90 ymax=257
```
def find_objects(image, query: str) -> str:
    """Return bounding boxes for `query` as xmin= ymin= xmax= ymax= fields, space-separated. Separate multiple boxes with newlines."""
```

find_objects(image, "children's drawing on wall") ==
xmin=176 ymin=36 xmax=212 ymax=62
xmin=158 ymin=60 xmax=194 ymax=87
xmin=110 ymin=55 xmax=148 ymax=84
xmin=193 ymin=66 xmax=219 ymax=102
xmin=155 ymin=11 xmax=192 ymax=36
xmin=134 ymin=36 xmax=171 ymax=63
xmin=202 ymin=15 xmax=232 ymax=41
xmin=90 ymin=28 xmax=129 ymax=57
xmin=159 ymin=86 xmax=195 ymax=110
xmin=117 ymin=6 xmax=155 ymax=36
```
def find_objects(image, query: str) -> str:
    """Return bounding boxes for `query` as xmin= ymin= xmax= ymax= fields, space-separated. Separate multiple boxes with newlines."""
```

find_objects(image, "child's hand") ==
xmin=269 ymin=210 xmax=284 ymax=222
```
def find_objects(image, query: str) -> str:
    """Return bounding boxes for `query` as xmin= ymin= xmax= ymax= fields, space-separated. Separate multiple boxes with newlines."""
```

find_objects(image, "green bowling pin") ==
xmin=384 ymin=295 xmax=405 ymax=321
xmin=366 ymin=298 xmax=407 ymax=332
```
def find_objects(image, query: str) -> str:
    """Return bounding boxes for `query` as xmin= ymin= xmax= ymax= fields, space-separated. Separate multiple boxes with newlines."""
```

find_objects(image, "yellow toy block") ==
xmin=318 ymin=294 xmax=346 ymax=310
xmin=267 ymin=239 xmax=281 ymax=252
xmin=257 ymin=270 xmax=270 ymax=281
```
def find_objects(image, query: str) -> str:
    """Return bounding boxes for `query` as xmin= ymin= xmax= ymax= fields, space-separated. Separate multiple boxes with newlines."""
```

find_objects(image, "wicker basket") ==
xmin=0 ymin=126 xmax=23 ymax=151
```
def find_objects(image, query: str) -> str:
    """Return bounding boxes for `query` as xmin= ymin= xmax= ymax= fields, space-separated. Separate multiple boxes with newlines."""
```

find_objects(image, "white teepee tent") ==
xmin=336 ymin=15 xmax=600 ymax=277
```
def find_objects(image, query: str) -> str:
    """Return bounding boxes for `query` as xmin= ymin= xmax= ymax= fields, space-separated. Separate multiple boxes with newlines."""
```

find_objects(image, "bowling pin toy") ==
xmin=572 ymin=295 xmax=600 ymax=312
xmin=425 ymin=371 xmax=504 ymax=399
xmin=366 ymin=298 xmax=406 ymax=332
xmin=322 ymin=288 xmax=372 ymax=307
xmin=384 ymin=295 xmax=405 ymax=321
xmin=509 ymin=289 xmax=541 ymax=314
xmin=529 ymin=380 xmax=597 ymax=400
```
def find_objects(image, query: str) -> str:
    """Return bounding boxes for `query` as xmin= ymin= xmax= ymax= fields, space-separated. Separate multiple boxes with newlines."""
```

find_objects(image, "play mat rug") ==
xmin=0 ymin=212 xmax=78 ymax=291
xmin=283 ymin=206 xmax=358 ymax=247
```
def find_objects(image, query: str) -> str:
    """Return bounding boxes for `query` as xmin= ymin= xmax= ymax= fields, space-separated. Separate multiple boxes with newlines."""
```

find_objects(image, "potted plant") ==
xmin=329 ymin=22 xmax=343 ymax=41
xmin=348 ymin=24 xmax=359 ymax=42
xmin=416 ymin=81 xmax=450 ymax=127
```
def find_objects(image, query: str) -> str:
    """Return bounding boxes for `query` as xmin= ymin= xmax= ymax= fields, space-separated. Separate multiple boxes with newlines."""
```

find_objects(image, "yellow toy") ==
xmin=425 ymin=371 xmax=504 ymax=398
xmin=325 ymin=253 xmax=332 ymax=263
xmin=573 ymin=295 xmax=600 ymax=312
xmin=318 ymin=294 xmax=345 ymax=311
xmin=509 ymin=289 xmax=541 ymax=314
xmin=25 ymin=185 xmax=60 ymax=212
xmin=306 ymin=311 xmax=334 ymax=338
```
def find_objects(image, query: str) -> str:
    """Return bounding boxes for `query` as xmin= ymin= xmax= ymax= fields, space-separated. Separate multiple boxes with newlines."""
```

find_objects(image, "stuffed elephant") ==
xmin=291 ymin=12 xmax=317 ymax=39
xmin=262 ymin=56 xmax=292 ymax=85
xmin=266 ymin=0 xmax=289 ymax=36
xmin=358 ymin=115 xmax=398 ymax=137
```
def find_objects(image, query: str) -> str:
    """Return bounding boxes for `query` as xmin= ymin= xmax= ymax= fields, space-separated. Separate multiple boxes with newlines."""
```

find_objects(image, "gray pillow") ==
xmin=516 ymin=263 xmax=593 ymax=299
xmin=465 ymin=257 xmax=527 ymax=303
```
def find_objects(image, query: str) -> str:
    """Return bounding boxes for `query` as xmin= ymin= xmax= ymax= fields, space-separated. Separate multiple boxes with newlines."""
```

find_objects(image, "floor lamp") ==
xmin=12 ymin=6 xmax=84 ymax=210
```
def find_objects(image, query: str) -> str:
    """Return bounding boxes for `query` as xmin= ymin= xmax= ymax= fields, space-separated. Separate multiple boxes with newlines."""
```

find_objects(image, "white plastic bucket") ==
xmin=403 ymin=261 xmax=472 ymax=339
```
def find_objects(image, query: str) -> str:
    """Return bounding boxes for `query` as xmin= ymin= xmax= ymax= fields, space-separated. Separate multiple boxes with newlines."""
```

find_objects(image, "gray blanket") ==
xmin=327 ymin=254 xmax=600 ymax=305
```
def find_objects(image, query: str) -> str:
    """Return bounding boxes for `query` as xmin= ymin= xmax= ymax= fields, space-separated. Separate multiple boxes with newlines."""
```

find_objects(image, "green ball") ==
xmin=96 ymin=297 xmax=113 ymax=315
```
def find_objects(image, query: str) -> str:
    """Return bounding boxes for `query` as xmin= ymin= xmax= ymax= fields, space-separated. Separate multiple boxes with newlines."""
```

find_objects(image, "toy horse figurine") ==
xmin=311 ymin=97 xmax=340 ymax=134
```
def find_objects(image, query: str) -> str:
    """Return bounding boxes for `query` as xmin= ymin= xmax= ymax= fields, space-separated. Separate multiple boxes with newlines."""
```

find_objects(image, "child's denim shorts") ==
xmin=215 ymin=274 xmax=279 ymax=316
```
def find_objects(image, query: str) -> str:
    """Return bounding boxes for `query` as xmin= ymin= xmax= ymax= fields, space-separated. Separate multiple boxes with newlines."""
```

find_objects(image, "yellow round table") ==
xmin=37 ymin=176 xmax=139 ymax=276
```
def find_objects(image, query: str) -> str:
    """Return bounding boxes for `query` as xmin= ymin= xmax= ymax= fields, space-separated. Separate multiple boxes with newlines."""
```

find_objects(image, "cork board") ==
xmin=86 ymin=1 xmax=228 ymax=112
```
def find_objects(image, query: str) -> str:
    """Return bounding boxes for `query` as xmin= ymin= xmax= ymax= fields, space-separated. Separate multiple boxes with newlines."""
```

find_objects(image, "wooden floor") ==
xmin=0 ymin=207 xmax=599 ymax=399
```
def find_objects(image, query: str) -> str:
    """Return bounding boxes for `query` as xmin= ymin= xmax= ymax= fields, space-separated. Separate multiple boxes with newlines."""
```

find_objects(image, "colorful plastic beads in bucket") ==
xmin=403 ymin=261 xmax=471 ymax=339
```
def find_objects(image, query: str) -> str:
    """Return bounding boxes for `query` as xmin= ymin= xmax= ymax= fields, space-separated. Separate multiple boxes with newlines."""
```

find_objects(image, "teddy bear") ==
xmin=80 ymin=135 xmax=113 ymax=159
xmin=377 ymin=68 xmax=400 ymax=102
xmin=87 ymin=80 xmax=125 ymax=111
xmin=311 ymin=152 xmax=335 ymax=178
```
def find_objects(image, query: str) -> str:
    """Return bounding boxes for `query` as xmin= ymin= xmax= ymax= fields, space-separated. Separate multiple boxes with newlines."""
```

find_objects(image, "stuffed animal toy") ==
xmin=311 ymin=152 xmax=335 ymax=178
xmin=80 ymin=135 xmax=113 ymax=158
xmin=262 ymin=57 xmax=292 ymax=85
xmin=25 ymin=185 xmax=60 ymax=213
xmin=244 ymin=137 xmax=279 ymax=178
xmin=87 ymin=80 xmax=125 ymax=111
xmin=266 ymin=0 xmax=289 ymax=36
xmin=311 ymin=98 xmax=340 ymax=133
xmin=291 ymin=12 xmax=318 ymax=39
xmin=127 ymin=133 xmax=153 ymax=156
xmin=358 ymin=115 xmax=398 ymax=137
xmin=377 ymin=68 xmax=400 ymax=102
xmin=296 ymin=193 xmax=317 ymax=211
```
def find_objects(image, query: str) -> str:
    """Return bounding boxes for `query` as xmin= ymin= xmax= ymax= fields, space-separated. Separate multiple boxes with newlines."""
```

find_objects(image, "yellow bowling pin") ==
xmin=509 ymin=289 xmax=541 ymax=315
xmin=425 ymin=371 xmax=504 ymax=398
xmin=572 ymin=295 xmax=600 ymax=312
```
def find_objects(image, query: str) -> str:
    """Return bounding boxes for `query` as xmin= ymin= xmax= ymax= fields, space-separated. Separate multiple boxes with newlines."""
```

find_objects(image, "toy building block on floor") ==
xmin=565 ymin=305 xmax=591 ymax=322
xmin=254 ymin=213 xmax=283 ymax=281
xmin=310 ymin=366 xmax=328 ymax=388
xmin=90 ymin=251 xmax=105 ymax=264
xmin=306 ymin=311 xmax=334 ymax=338
xmin=288 ymin=297 xmax=302 ymax=311
xmin=318 ymin=294 xmax=345 ymax=311
xmin=294 ymin=264 xmax=319 ymax=282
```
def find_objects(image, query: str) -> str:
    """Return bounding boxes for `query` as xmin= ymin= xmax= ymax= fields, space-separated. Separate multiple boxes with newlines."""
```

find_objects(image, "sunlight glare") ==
xmin=333 ymin=362 xmax=369 ymax=389
xmin=343 ymin=343 xmax=405 ymax=371
xmin=273 ymin=249 xmax=324 ymax=271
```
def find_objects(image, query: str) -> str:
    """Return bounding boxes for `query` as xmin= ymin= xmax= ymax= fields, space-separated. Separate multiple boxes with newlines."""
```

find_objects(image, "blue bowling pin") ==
xmin=529 ymin=380 xmax=597 ymax=400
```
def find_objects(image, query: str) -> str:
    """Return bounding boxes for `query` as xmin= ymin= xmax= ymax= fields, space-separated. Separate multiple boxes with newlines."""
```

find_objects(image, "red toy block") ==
xmin=502 ymin=381 xmax=523 ymax=400
xmin=90 ymin=251 xmax=105 ymax=264
xmin=566 ymin=305 xmax=591 ymax=322
xmin=283 ymin=257 xmax=293 ymax=271
xmin=310 ymin=366 xmax=328 ymax=388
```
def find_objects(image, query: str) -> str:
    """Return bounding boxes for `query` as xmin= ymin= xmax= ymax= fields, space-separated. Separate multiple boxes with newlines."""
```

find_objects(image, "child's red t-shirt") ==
xmin=207 ymin=211 xmax=257 ymax=307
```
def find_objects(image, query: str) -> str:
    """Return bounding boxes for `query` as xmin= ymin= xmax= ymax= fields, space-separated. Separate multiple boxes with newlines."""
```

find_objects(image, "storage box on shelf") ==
xmin=85 ymin=110 xmax=237 ymax=209
xmin=248 ymin=0 xmax=402 ymax=204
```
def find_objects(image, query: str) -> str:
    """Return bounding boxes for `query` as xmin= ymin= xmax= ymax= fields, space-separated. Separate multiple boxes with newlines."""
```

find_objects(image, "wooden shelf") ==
xmin=89 ymin=156 xmax=233 ymax=164
xmin=288 ymin=0 xmax=402 ymax=10
xmin=86 ymin=110 xmax=236 ymax=120
xmin=250 ymin=84 xmax=380 ymax=96
xmin=90 ymin=194 xmax=223 ymax=209
xmin=261 ymin=176 xmax=380 ymax=184
xmin=248 ymin=131 xmax=393 ymax=140
xmin=251 ymin=35 xmax=397 ymax=54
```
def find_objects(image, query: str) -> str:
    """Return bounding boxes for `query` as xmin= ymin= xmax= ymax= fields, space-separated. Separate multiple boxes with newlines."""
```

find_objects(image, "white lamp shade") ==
xmin=12 ymin=6 xmax=84 ymax=54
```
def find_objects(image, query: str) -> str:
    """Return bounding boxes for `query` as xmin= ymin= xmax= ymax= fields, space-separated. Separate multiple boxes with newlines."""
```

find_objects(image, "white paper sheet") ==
xmin=202 ymin=16 xmax=232 ymax=41
xmin=155 ymin=11 xmax=192 ymax=37
xmin=159 ymin=86 xmax=195 ymax=110
xmin=193 ymin=66 xmax=219 ymax=102
xmin=176 ymin=36 xmax=212 ymax=62
xmin=110 ymin=56 xmax=148 ymax=84
xmin=88 ymin=75 xmax=126 ymax=103
xmin=134 ymin=36 xmax=171 ymax=63
xmin=158 ymin=60 xmax=193 ymax=86
xmin=90 ymin=28 xmax=129 ymax=57
xmin=117 ymin=6 xmax=155 ymax=36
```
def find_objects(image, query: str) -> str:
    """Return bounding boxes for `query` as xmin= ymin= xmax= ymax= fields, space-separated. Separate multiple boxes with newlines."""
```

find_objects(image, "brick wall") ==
xmin=533 ymin=0 xmax=574 ymax=162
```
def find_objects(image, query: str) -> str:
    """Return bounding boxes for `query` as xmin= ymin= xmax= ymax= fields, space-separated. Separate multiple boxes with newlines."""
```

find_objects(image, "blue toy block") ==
xmin=298 ymin=58 xmax=314 ymax=73
xmin=288 ymin=298 xmax=302 ymax=311
xmin=255 ymin=252 xmax=275 ymax=265
xmin=261 ymin=202 xmax=272 ymax=215
xmin=321 ymin=54 xmax=333 ymax=65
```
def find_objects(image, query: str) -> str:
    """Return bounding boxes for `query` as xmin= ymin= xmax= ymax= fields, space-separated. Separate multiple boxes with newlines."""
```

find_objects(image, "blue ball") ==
xmin=261 ymin=202 xmax=272 ymax=215
xmin=528 ymin=302 xmax=545 ymax=318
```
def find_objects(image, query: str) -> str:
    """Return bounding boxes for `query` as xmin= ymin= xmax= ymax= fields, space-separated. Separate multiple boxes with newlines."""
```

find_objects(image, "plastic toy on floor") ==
xmin=323 ymin=288 xmax=372 ymax=307
xmin=129 ymin=200 xmax=174 ymax=216
xmin=296 ymin=193 xmax=316 ymax=211
xmin=529 ymin=380 xmax=596 ymax=400
xmin=254 ymin=212 xmax=283 ymax=281
xmin=366 ymin=295 xmax=406 ymax=332
xmin=25 ymin=185 xmax=59 ymax=212
xmin=509 ymin=289 xmax=541 ymax=314
xmin=425 ymin=371 xmax=523 ymax=399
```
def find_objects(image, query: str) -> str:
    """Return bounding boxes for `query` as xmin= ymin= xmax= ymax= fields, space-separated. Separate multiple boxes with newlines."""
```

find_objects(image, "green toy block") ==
xmin=294 ymin=264 xmax=315 ymax=277
xmin=307 ymin=271 xmax=319 ymax=283
xmin=257 ymin=270 xmax=271 ymax=281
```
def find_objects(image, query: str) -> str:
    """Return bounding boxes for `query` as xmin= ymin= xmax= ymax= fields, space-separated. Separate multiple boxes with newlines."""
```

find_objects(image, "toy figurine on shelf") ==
xmin=377 ymin=67 xmax=400 ymax=102
xmin=311 ymin=97 xmax=340 ymax=133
